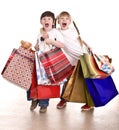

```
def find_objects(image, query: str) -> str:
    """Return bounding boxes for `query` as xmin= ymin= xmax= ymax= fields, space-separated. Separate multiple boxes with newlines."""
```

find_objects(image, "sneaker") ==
xmin=30 ymin=99 xmax=38 ymax=111
xmin=56 ymin=99 xmax=67 ymax=109
xmin=39 ymin=107 xmax=47 ymax=113
xmin=81 ymin=104 xmax=94 ymax=111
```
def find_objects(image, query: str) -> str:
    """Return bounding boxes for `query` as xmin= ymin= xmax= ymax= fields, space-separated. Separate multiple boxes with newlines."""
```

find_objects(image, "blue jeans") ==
xmin=26 ymin=90 xmax=49 ymax=107
xmin=38 ymin=99 xmax=49 ymax=107
xmin=60 ymin=77 xmax=70 ymax=100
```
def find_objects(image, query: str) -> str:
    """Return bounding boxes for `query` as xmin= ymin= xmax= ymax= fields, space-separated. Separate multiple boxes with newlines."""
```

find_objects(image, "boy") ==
xmin=56 ymin=11 xmax=94 ymax=111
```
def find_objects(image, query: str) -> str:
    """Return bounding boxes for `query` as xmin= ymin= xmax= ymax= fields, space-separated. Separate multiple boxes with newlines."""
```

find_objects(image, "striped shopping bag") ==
xmin=39 ymin=47 xmax=74 ymax=83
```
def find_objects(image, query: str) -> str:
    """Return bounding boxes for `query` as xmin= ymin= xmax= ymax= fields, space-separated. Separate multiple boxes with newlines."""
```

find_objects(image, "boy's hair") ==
xmin=40 ymin=11 xmax=55 ymax=22
xmin=58 ymin=11 xmax=71 ymax=19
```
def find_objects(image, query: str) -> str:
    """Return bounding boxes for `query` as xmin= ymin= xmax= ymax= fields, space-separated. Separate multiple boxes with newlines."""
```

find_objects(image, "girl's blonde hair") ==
xmin=57 ymin=11 xmax=72 ymax=21
xmin=58 ymin=11 xmax=71 ymax=18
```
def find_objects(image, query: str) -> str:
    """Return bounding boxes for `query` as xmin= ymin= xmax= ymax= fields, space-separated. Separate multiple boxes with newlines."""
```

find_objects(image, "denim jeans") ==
xmin=38 ymin=99 xmax=49 ymax=107
xmin=26 ymin=90 xmax=32 ymax=101
xmin=27 ymin=90 xmax=49 ymax=107
xmin=60 ymin=77 xmax=70 ymax=100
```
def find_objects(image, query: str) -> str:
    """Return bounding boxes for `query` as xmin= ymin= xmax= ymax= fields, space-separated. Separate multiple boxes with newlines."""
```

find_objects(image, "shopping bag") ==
xmin=30 ymin=62 xmax=60 ymax=99
xmin=39 ymin=47 xmax=74 ymax=83
xmin=80 ymin=52 xmax=109 ymax=79
xmin=85 ymin=76 xmax=118 ymax=107
xmin=62 ymin=61 xmax=94 ymax=106
xmin=36 ymin=85 xmax=60 ymax=99
xmin=35 ymin=51 xmax=51 ymax=85
xmin=93 ymin=54 xmax=115 ymax=75
xmin=2 ymin=46 xmax=35 ymax=90
xmin=1 ymin=48 xmax=17 ymax=75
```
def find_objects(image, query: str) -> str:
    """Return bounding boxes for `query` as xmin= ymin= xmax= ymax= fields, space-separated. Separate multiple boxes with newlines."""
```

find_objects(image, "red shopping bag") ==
xmin=30 ymin=62 xmax=60 ymax=99
xmin=36 ymin=85 xmax=60 ymax=99
xmin=39 ymin=47 xmax=74 ymax=83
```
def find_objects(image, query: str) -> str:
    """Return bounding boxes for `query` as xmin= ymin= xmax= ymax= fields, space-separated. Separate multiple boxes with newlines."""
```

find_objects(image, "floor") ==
xmin=0 ymin=77 xmax=119 ymax=130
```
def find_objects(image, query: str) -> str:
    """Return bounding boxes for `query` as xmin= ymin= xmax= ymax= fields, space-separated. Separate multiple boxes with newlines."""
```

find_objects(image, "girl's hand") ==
xmin=34 ymin=41 xmax=39 ymax=51
xmin=40 ymin=28 xmax=49 ymax=39
xmin=42 ymin=33 xmax=49 ymax=39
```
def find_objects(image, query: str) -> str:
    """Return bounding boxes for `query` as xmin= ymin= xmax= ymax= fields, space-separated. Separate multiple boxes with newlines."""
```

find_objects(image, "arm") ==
xmin=45 ymin=38 xmax=64 ymax=48
xmin=78 ymin=36 xmax=92 ymax=52
xmin=34 ymin=39 xmax=39 ymax=51
xmin=40 ymin=28 xmax=64 ymax=48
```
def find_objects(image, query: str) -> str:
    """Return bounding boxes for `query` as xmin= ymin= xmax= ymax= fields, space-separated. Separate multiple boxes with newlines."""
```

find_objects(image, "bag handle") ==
xmin=72 ymin=21 xmax=83 ymax=46
xmin=73 ymin=21 xmax=92 ymax=51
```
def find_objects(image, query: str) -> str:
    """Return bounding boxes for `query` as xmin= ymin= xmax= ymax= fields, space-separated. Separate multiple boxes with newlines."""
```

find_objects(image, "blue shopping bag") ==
xmin=85 ymin=76 xmax=118 ymax=107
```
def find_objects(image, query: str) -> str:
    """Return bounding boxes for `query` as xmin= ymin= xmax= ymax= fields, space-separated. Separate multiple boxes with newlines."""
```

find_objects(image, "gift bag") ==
xmin=80 ymin=52 xmax=109 ymax=79
xmin=37 ymin=85 xmax=60 ymax=99
xmin=85 ymin=76 xmax=118 ymax=107
xmin=93 ymin=54 xmax=115 ymax=75
xmin=1 ymin=48 xmax=17 ymax=75
xmin=62 ymin=61 xmax=94 ymax=106
xmin=35 ymin=51 xmax=50 ymax=85
xmin=30 ymin=62 xmax=60 ymax=99
xmin=39 ymin=47 xmax=74 ymax=83
xmin=2 ymin=46 xmax=35 ymax=90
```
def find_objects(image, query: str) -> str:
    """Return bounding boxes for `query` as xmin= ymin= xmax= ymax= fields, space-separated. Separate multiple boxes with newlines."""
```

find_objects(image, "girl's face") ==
xmin=40 ymin=16 xmax=54 ymax=31
xmin=58 ymin=15 xmax=71 ymax=30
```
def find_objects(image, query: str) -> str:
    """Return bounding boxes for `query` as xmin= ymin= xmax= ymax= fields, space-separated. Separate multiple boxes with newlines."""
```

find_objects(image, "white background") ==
xmin=0 ymin=0 xmax=119 ymax=90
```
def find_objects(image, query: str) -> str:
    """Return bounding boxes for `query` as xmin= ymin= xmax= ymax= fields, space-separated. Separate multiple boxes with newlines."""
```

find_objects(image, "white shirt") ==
xmin=58 ymin=28 xmax=85 ymax=66
xmin=37 ymin=28 xmax=64 ymax=52
xmin=36 ymin=28 xmax=65 ymax=85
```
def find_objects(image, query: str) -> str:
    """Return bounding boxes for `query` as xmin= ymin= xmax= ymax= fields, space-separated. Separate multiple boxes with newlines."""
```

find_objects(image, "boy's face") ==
xmin=40 ymin=16 xmax=54 ymax=31
xmin=58 ymin=15 xmax=71 ymax=30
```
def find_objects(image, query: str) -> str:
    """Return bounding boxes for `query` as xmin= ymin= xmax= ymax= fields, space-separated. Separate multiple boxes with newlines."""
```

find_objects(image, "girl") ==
xmin=29 ymin=11 xmax=65 ymax=113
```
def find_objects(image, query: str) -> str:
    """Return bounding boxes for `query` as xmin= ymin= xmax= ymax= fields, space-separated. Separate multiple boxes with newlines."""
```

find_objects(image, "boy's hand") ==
xmin=45 ymin=38 xmax=53 ymax=45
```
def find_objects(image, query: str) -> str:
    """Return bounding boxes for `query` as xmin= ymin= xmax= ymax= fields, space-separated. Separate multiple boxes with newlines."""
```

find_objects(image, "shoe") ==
xmin=39 ymin=107 xmax=47 ymax=113
xmin=81 ymin=104 xmax=94 ymax=111
xmin=56 ymin=99 xmax=67 ymax=109
xmin=30 ymin=99 xmax=38 ymax=111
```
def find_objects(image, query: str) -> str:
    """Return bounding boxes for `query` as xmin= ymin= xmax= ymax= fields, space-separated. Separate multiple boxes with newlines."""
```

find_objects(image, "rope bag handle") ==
xmin=72 ymin=20 xmax=90 ymax=48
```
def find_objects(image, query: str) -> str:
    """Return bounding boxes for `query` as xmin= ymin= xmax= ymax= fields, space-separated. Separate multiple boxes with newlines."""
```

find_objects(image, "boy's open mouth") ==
xmin=62 ymin=23 xmax=67 ymax=27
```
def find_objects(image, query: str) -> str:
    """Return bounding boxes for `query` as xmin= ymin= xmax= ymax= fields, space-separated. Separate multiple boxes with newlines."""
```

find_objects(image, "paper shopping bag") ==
xmin=35 ymin=52 xmax=51 ymax=85
xmin=30 ymin=63 xmax=60 ymax=99
xmin=80 ymin=53 xmax=109 ymax=79
xmin=93 ymin=54 xmax=115 ymax=75
xmin=37 ymin=85 xmax=60 ymax=99
xmin=1 ymin=48 xmax=17 ymax=75
xmin=39 ymin=47 xmax=74 ymax=83
xmin=85 ymin=76 xmax=118 ymax=107
xmin=62 ymin=61 xmax=94 ymax=106
xmin=2 ymin=46 xmax=35 ymax=90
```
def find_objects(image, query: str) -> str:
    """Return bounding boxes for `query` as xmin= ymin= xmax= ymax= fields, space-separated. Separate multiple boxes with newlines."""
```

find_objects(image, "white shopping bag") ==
xmin=35 ymin=51 xmax=51 ymax=85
